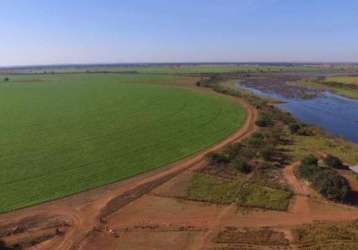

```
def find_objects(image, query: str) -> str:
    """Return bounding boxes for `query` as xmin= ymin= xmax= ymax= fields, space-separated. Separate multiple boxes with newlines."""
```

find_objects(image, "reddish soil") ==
xmin=0 ymin=91 xmax=258 ymax=250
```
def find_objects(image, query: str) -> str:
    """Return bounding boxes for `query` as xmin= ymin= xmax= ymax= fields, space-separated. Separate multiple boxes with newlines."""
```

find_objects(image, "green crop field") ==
xmin=0 ymin=73 xmax=245 ymax=213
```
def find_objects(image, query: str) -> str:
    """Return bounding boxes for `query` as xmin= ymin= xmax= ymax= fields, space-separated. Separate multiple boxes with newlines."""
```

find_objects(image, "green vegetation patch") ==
xmin=297 ymin=155 xmax=350 ymax=202
xmin=188 ymin=173 xmax=243 ymax=204
xmin=299 ymin=78 xmax=358 ymax=99
xmin=325 ymin=76 xmax=358 ymax=86
xmin=238 ymin=182 xmax=291 ymax=210
xmin=188 ymin=173 xmax=291 ymax=210
xmin=286 ymin=130 xmax=358 ymax=165
xmin=0 ymin=74 xmax=245 ymax=213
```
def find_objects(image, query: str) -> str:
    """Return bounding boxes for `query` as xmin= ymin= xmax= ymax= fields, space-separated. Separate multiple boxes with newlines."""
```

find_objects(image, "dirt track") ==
xmin=0 ymin=91 xmax=258 ymax=249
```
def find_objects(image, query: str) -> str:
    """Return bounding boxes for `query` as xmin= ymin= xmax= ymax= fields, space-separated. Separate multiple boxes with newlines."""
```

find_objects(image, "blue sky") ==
xmin=1 ymin=0 xmax=358 ymax=66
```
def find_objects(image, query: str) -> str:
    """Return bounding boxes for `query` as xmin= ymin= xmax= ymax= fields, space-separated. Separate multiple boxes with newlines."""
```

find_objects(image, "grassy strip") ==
xmin=188 ymin=173 xmax=291 ymax=210
xmin=299 ymin=79 xmax=358 ymax=99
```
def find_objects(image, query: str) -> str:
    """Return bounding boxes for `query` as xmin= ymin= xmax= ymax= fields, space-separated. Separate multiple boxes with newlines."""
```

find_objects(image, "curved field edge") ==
xmin=0 ymin=76 xmax=246 ymax=213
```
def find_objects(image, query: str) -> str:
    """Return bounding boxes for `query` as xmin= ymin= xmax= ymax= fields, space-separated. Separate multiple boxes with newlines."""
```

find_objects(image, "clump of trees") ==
xmin=288 ymin=122 xmax=315 ymax=136
xmin=323 ymin=154 xmax=345 ymax=169
xmin=255 ymin=113 xmax=274 ymax=127
xmin=312 ymin=169 xmax=350 ymax=202
xmin=205 ymin=141 xmax=253 ymax=174
xmin=206 ymin=152 xmax=230 ymax=165
xmin=232 ymin=159 xmax=251 ymax=174
xmin=297 ymin=155 xmax=351 ymax=202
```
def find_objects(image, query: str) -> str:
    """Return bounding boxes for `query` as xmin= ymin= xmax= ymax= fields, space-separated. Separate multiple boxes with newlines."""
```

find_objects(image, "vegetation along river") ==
xmin=237 ymin=82 xmax=358 ymax=143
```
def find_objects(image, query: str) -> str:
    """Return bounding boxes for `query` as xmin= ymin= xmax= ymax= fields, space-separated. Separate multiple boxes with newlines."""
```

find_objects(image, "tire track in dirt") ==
xmin=283 ymin=163 xmax=311 ymax=215
xmin=0 ymin=90 xmax=258 ymax=250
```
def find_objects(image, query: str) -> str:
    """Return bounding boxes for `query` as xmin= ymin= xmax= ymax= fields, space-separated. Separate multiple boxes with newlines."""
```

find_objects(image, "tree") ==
xmin=255 ymin=113 xmax=274 ymax=127
xmin=247 ymin=132 xmax=266 ymax=147
xmin=298 ymin=155 xmax=320 ymax=180
xmin=261 ymin=145 xmax=275 ymax=161
xmin=301 ymin=155 xmax=318 ymax=166
xmin=324 ymin=154 xmax=344 ymax=169
xmin=289 ymin=123 xmax=301 ymax=134
xmin=312 ymin=170 xmax=351 ymax=202
xmin=239 ymin=146 xmax=256 ymax=160
xmin=222 ymin=143 xmax=243 ymax=161
xmin=206 ymin=152 xmax=230 ymax=166
xmin=298 ymin=163 xmax=320 ymax=180
xmin=233 ymin=159 xmax=251 ymax=174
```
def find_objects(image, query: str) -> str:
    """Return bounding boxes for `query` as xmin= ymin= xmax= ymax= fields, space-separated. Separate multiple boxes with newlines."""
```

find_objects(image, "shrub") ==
xmin=233 ymin=159 xmax=251 ymax=174
xmin=301 ymin=155 xmax=318 ymax=166
xmin=222 ymin=143 xmax=243 ymax=160
xmin=247 ymin=132 xmax=266 ymax=147
xmin=296 ymin=126 xmax=315 ymax=136
xmin=298 ymin=155 xmax=351 ymax=202
xmin=266 ymin=127 xmax=286 ymax=145
xmin=4 ymin=77 xmax=9 ymax=82
xmin=239 ymin=146 xmax=257 ymax=160
xmin=312 ymin=170 xmax=351 ymax=202
xmin=324 ymin=154 xmax=344 ymax=169
xmin=289 ymin=123 xmax=301 ymax=134
xmin=206 ymin=152 xmax=230 ymax=165
xmin=255 ymin=113 xmax=274 ymax=127
xmin=277 ymin=111 xmax=296 ymax=125
xmin=298 ymin=163 xmax=320 ymax=181
xmin=260 ymin=145 xmax=275 ymax=161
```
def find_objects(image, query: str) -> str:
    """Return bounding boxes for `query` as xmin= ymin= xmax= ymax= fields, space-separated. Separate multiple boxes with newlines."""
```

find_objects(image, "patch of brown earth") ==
xmin=210 ymin=227 xmax=291 ymax=250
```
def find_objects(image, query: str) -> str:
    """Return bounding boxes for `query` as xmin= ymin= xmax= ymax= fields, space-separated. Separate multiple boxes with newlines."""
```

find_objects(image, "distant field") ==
xmin=300 ymin=77 xmax=358 ymax=99
xmin=0 ymin=74 xmax=245 ymax=212
xmin=325 ymin=76 xmax=358 ymax=85
xmin=3 ymin=63 xmax=355 ymax=75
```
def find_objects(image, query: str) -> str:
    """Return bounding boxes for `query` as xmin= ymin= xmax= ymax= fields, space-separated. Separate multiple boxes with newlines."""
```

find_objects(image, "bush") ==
xmin=289 ymin=123 xmax=301 ymax=134
xmin=312 ymin=170 xmax=351 ymax=202
xmin=247 ymin=132 xmax=266 ymax=147
xmin=298 ymin=155 xmax=351 ymax=202
xmin=260 ymin=145 xmax=275 ymax=161
xmin=239 ymin=146 xmax=257 ymax=160
xmin=206 ymin=152 xmax=230 ymax=165
xmin=265 ymin=127 xmax=286 ymax=145
xmin=232 ymin=159 xmax=251 ymax=174
xmin=4 ymin=77 xmax=9 ymax=82
xmin=324 ymin=154 xmax=344 ymax=169
xmin=296 ymin=126 xmax=315 ymax=136
xmin=222 ymin=143 xmax=243 ymax=160
xmin=301 ymin=155 xmax=318 ymax=166
xmin=255 ymin=113 xmax=274 ymax=127
xmin=298 ymin=163 xmax=320 ymax=181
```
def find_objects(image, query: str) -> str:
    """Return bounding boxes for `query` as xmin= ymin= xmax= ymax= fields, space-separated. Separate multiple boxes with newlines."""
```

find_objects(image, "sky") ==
xmin=1 ymin=0 xmax=358 ymax=66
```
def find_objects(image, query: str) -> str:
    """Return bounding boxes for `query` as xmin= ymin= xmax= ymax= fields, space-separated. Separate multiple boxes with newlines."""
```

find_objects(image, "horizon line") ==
xmin=1 ymin=61 xmax=358 ymax=69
